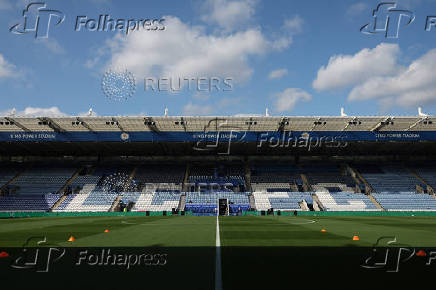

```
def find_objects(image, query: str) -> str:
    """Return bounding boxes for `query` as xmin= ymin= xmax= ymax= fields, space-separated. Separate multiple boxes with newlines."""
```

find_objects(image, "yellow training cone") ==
xmin=67 ymin=236 xmax=76 ymax=242
xmin=352 ymin=235 xmax=360 ymax=241
xmin=104 ymin=229 xmax=110 ymax=233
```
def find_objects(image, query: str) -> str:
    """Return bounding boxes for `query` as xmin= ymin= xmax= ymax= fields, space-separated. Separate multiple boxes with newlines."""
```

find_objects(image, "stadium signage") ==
xmin=0 ymin=130 xmax=435 ymax=143
xmin=375 ymin=133 xmax=420 ymax=139
xmin=9 ymin=133 xmax=56 ymax=140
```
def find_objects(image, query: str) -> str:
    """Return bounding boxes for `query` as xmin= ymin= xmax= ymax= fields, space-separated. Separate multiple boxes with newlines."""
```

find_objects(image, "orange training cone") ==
xmin=104 ymin=229 xmax=110 ymax=233
xmin=68 ymin=236 xmax=76 ymax=242
xmin=416 ymin=250 xmax=427 ymax=257
xmin=0 ymin=251 xmax=9 ymax=258
xmin=321 ymin=229 xmax=327 ymax=232
xmin=352 ymin=235 xmax=360 ymax=241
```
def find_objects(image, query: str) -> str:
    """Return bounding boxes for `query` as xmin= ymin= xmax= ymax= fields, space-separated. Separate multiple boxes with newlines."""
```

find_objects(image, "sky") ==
xmin=0 ymin=0 xmax=435 ymax=117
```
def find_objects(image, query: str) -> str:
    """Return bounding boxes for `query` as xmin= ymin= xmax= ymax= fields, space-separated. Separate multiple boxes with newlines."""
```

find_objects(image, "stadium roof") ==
xmin=0 ymin=115 xmax=435 ymax=133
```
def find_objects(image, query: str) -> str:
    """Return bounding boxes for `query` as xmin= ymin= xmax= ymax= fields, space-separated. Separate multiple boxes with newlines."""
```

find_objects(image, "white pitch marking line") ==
xmin=215 ymin=215 xmax=222 ymax=290
xmin=287 ymin=219 xmax=317 ymax=225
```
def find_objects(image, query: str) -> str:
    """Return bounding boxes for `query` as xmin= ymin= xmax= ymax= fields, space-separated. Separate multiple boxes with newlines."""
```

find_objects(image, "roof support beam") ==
xmin=144 ymin=117 xmax=159 ymax=132
xmin=112 ymin=117 xmax=126 ymax=132
xmin=77 ymin=117 xmax=95 ymax=133
xmin=342 ymin=117 xmax=357 ymax=131
xmin=310 ymin=117 xmax=321 ymax=132
xmin=278 ymin=117 xmax=289 ymax=132
xmin=370 ymin=117 xmax=391 ymax=132
xmin=406 ymin=118 xmax=426 ymax=131
xmin=4 ymin=117 xmax=31 ymax=132
xmin=38 ymin=117 xmax=66 ymax=133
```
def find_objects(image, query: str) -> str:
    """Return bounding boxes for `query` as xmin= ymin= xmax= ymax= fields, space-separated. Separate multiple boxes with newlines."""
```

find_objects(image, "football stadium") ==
xmin=3 ymin=0 xmax=436 ymax=288
xmin=1 ymin=115 xmax=436 ymax=288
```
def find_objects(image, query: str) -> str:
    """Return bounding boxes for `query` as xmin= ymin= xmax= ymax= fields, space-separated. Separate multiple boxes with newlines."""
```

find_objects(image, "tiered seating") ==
xmin=357 ymin=165 xmax=421 ymax=193
xmin=316 ymin=192 xmax=379 ymax=211
xmin=251 ymin=164 xmax=301 ymax=192
xmin=0 ymin=166 xmax=20 ymax=187
xmin=132 ymin=192 xmax=180 ymax=211
xmin=253 ymin=192 xmax=313 ymax=211
xmin=54 ymin=191 xmax=118 ymax=212
xmin=185 ymin=192 xmax=250 ymax=213
xmin=120 ymin=192 xmax=142 ymax=204
xmin=372 ymin=193 xmax=436 ymax=211
xmin=0 ymin=194 xmax=60 ymax=212
xmin=188 ymin=164 xmax=245 ymax=192
xmin=251 ymin=183 xmax=291 ymax=192
xmin=412 ymin=165 xmax=436 ymax=190
xmin=304 ymin=165 xmax=355 ymax=192
xmin=134 ymin=164 xmax=185 ymax=192
xmin=10 ymin=166 xmax=76 ymax=195
xmin=55 ymin=166 xmax=133 ymax=212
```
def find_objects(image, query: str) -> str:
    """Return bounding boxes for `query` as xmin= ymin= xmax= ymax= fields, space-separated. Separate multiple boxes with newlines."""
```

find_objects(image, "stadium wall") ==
xmin=2 ymin=211 xmax=436 ymax=218
xmin=0 ymin=130 xmax=431 ymax=142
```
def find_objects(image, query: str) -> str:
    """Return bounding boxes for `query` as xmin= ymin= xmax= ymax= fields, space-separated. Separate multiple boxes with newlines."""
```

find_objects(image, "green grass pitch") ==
xmin=1 ymin=215 xmax=436 ymax=247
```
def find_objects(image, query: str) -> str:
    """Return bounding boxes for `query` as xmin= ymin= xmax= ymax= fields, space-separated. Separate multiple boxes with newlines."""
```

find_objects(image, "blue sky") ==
xmin=0 ymin=0 xmax=435 ymax=117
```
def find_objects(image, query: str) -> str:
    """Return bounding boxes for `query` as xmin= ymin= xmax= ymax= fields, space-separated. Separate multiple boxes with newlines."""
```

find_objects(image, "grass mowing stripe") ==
xmin=215 ymin=216 xmax=222 ymax=290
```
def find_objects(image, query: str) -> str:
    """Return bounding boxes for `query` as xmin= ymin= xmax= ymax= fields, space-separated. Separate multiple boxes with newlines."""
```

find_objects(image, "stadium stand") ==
xmin=303 ymin=164 xmax=356 ymax=192
xmin=185 ymin=192 xmax=250 ymax=214
xmin=0 ymin=165 xmax=20 ymax=188
xmin=134 ymin=164 xmax=185 ymax=192
xmin=411 ymin=165 xmax=436 ymax=190
xmin=372 ymin=193 xmax=436 ymax=211
xmin=356 ymin=165 xmax=421 ymax=193
xmin=0 ymin=194 xmax=60 ymax=212
xmin=253 ymin=192 xmax=313 ymax=211
xmin=8 ymin=165 xmax=76 ymax=195
xmin=132 ymin=192 xmax=181 ymax=211
xmin=251 ymin=164 xmax=302 ymax=192
xmin=315 ymin=192 xmax=379 ymax=211
xmin=188 ymin=164 xmax=245 ymax=192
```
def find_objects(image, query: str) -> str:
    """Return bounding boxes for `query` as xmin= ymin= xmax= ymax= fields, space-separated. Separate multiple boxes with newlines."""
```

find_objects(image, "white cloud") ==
xmin=348 ymin=49 xmax=436 ymax=107
xmin=182 ymin=103 xmax=214 ymax=115
xmin=314 ymin=43 xmax=436 ymax=108
xmin=0 ymin=106 xmax=67 ymax=117
xmin=103 ymin=16 xmax=291 ymax=84
xmin=268 ymin=68 xmax=288 ymax=80
xmin=313 ymin=43 xmax=401 ymax=91
xmin=282 ymin=15 xmax=304 ymax=34
xmin=201 ymin=0 xmax=257 ymax=31
xmin=273 ymin=88 xmax=311 ymax=113
xmin=0 ymin=54 xmax=17 ymax=79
